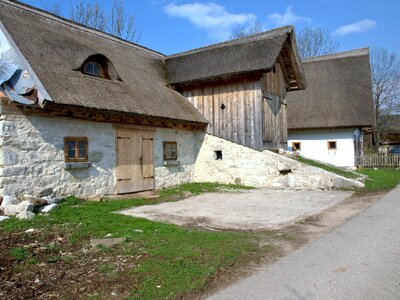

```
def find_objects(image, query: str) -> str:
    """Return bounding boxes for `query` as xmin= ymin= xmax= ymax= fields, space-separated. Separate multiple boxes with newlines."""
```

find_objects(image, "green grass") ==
xmin=1 ymin=183 xmax=261 ymax=299
xmin=292 ymin=156 xmax=360 ymax=179
xmin=357 ymin=168 xmax=400 ymax=194
xmin=9 ymin=247 xmax=29 ymax=261
xmin=159 ymin=182 xmax=254 ymax=198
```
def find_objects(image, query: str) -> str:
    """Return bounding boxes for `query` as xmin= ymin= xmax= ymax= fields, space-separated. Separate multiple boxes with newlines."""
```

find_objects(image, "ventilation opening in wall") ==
xmin=215 ymin=150 xmax=223 ymax=160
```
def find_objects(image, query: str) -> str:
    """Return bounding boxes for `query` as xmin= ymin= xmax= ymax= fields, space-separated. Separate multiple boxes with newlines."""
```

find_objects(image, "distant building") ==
xmin=287 ymin=49 xmax=374 ymax=167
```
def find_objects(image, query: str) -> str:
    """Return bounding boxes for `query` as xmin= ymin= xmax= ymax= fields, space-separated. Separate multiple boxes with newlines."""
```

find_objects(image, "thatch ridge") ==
xmin=287 ymin=49 xmax=374 ymax=130
xmin=167 ymin=26 xmax=293 ymax=58
xmin=165 ymin=26 xmax=306 ymax=89
xmin=302 ymin=48 xmax=370 ymax=63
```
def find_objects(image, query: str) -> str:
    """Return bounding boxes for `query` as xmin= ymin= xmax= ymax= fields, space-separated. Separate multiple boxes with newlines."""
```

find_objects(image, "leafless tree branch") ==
xmin=371 ymin=47 xmax=400 ymax=147
xmin=69 ymin=0 xmax=140 ymax=42
xmin=229 ymin=22 xmax=264 ymax=40
xmin=296 ymin=26 xmax=339 ymax=58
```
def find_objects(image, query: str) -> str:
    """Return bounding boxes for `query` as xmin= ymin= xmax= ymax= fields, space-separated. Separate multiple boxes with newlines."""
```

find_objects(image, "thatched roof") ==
xmin=0 ymin=0 xmax=207 ymax=124
xmin=287 ymin=48 xmax=374 ymax=130
xmin=165 ymin=26 xmax=307 ymax=91
xmin=381 ymin=115 xmax=400 ymax=134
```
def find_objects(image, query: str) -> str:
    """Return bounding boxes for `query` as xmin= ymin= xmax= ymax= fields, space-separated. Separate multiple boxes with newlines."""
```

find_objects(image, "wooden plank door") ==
xmin=116 ymin=128 xmax=155 ymax=194
xmin=262 ymin=92 xmax=283 ymax=151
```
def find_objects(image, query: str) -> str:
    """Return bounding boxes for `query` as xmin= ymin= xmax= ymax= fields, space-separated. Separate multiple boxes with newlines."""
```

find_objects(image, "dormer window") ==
xmin=77 ymin=54 xmax=122 ymax=81
xmin=84 ymin=61 xmax=103 ymax=78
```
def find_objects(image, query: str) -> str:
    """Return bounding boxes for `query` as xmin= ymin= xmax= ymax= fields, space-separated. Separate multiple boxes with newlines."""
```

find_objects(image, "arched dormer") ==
xmin=77 ymin=54 xmax=122 ymax=81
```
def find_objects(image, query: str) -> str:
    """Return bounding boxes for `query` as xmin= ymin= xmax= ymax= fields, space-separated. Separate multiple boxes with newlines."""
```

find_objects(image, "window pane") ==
xmin=165 ymin=144 xmax=171 ymax=158
xmin=93 ymin=64 xmax=101 ymax=76
xmin=68 ymin=149 xmax=76 ymax=158
xmin=67 ymin=140 xmax=76 ymax=150
xmin=78 ymin=149 xmax=86 ymax=159
xmin=86 ymin=63 xmax=94 ymax=74
xmin=78 ymin=141 xmax=86 ymax=150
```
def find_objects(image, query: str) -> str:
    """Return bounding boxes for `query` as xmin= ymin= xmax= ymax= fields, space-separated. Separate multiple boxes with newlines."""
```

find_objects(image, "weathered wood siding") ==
xmin=261 ymin=63 xmax=288 ymax=150
xmin=181 ymin=63 xmax=289 ymax=151
xmin=182 ymin=80 xmax=263 ymax=150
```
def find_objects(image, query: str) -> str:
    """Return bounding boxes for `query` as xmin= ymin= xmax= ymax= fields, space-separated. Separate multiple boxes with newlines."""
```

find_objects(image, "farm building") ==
xmin=165 ymin=27 xmax=306 ymax=151
xmin=0 ymin=0 xmax=362 ymax=200
xmin=287 ymin=49 xmax=374 ymax=167
xmin=380 ymin=115 xmax=400 ymax=152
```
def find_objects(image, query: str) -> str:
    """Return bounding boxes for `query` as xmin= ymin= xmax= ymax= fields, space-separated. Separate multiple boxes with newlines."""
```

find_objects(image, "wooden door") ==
xmin=116 ymin=128 xmax=155 ymax=194
xmin=262 ymin=92 xmax=284 ymax=151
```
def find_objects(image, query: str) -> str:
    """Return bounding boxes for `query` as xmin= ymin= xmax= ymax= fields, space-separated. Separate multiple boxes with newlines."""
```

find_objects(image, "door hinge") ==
xmin=143 ymin=138 xmax=154 ymax=141
xmin=143 ymin=176 xmax=154 ymax=179
xmin=118 ymin=178 xmax=131 ymax=181
xmin=117 ymin=136 xmax=130 ymax=140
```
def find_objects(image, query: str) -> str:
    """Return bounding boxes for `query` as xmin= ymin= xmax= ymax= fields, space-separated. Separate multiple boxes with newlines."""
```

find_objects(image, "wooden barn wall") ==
xmin=261 ymin=63 xmax=287 ymax=99
xmin=261 ymin=63 xmax=289 ymax=150
xmin=182 ymin=80 xmax=263 ymax=150
xmin=181 ymin=63 xmax=289 ymax=151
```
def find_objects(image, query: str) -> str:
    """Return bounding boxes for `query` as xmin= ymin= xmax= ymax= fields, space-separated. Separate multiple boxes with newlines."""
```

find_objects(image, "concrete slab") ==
xmin=90 ymin=238 xmax=126 ymax=248
xmin=119 ymin=190 xmax=352 ymax=230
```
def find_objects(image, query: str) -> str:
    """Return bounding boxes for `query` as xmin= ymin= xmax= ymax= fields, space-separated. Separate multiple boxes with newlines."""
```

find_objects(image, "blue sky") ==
xmin=20 ymin=0 xmax=400 ymax=56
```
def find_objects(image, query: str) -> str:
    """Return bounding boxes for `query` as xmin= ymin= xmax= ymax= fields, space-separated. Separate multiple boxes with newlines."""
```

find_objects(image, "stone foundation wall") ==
xmin=0 ymin=114 xmax=116 ymax=197
xmin=0 ymin=112 xmax=204 ymax=198
xmin=193 ymin=134 xmax=362 ymax=189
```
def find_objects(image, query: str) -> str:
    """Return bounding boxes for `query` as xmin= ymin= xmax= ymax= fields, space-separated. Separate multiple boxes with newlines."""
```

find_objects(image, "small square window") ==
xmin=292 ymin=142 xmax=301 ymax=151
xmin=215 ymin=150 xmax=223 ymax=160
xmin=163 ymin=141 xmax=177 ymax=160
xmin=328 ymin=141 xmax=337 ymax=150
xmin=64 ymin=137 xmax=88 ymax=162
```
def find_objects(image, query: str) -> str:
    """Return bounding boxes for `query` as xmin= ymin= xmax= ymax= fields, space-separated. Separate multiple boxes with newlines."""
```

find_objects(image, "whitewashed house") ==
xmin=0 ymin=0 xmax=363 ymax=201
xmin=287 ymin=49 xmax=374 ymax=167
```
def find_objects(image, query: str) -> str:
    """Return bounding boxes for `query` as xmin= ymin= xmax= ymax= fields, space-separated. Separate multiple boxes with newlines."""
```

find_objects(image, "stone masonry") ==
xmin=193 ymin=134 xmax=363 ymax=189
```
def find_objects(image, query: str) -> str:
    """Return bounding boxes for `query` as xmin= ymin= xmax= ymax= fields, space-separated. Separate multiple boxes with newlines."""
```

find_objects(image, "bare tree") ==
xmin=229 ymin=22 xmax=263 ymax=40
xmin=109 ymin=0 xmax=140 ymax=42
xmin=296 ymin=26 xmax=339 ymax=58
xmin=370 ymin=47 xmax=400 ymax=148
xmin=69 ymin=0 xmax=140 ymax=42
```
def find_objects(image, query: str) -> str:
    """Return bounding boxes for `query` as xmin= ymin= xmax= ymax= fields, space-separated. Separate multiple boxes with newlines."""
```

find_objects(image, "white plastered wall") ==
xmin=288 ymin=129 xmax=357 ymax=167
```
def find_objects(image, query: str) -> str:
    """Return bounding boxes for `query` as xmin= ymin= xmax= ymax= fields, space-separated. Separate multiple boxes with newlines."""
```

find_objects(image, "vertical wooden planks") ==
xmin=238 ymin=82 xmax=246 ymax=145
xmin=142 ymin=131 xmax=155 ymax=190
xmin=179 ymin=75 xmax=288 ymax=150
xmin=254 ymin=80 xmax=263 ymax=150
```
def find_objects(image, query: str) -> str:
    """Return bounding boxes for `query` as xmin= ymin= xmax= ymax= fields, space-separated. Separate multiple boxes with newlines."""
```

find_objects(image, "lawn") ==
xmin=0 ymin=183 xmax=272 ymax=300
xmin=356 ymin=168 xmax=400 ymax=194
xmin=291 ymin=156 xmax=361 ymax=179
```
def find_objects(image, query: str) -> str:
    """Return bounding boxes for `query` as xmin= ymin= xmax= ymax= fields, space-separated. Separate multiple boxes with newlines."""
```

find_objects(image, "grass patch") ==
xmin=9 ymin=247 xmax=29 ymax=261
xmin=159 ymin=182 xmax=254 ymax=198
xmin=356 ymin=168 xmax=400 ymax=194
xmin=0 ymin=183 xmax=261 ymax=299
xmin=292 ymin=156 xmax=360 ymax=179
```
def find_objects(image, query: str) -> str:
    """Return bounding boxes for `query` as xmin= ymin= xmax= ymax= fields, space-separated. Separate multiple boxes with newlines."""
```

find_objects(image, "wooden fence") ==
xmin=356 ymin=154 xmax=400 ymax=168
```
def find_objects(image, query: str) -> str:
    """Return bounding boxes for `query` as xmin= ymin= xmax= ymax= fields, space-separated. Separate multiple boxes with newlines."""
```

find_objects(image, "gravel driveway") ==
xmin=120 ymin=190 xmax=352 ymax=230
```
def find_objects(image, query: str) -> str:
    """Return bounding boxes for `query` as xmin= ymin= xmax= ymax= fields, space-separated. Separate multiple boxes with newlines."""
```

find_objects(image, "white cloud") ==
xmin=164 ymin=2 xmax=256 ymax=40
xmin=333 ymin=19 xmax=377 ymax=36
xmin=267 ymin=6 xmax=311 ymax=27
